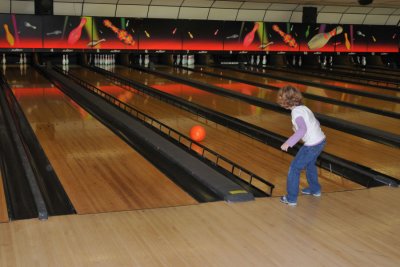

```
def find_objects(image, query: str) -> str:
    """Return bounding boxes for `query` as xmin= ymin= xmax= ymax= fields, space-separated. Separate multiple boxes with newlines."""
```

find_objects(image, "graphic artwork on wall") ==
xmin=139 ymin=19 xmax=181 ymax=50
xmin=367 ymin=25 xmax=398 ymax=52
xmin=43 ymin=16 xmax=91 ymax=49
xmin=335 ymin=24 xmax=368 ymax=52
xmin=299 ymin=24 xmax=339 ymax=52
xmin=181 ymin=20 xmax=223 ymax=51
xmin=263 ymin=22 xmax=300 ymax=52
xmin=92 ymin=17 xmax=139 ymax=50
xmin=0 ymin=15 xmax=43 ymax=49
xmin=223 ymin=21 xmax=263 ymax=51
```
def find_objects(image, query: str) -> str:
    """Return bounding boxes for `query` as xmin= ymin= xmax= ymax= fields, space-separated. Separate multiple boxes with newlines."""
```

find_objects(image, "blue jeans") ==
xmin=286 ymin=140 xmax=326 ymax=202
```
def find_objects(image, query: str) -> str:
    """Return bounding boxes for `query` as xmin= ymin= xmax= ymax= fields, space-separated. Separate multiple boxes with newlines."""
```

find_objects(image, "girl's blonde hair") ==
xmin=277 ymin=85 xmax=303 ymax=109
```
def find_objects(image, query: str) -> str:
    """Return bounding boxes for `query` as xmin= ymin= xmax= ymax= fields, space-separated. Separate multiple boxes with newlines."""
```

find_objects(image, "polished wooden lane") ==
xmin=259 ymin=66 xmax=400 ymax=96
xmin=70 ymin=66 xmax=362 ymax=196
xmin=5 ymin=66 xmax=197 ymax=214
xmin=331 ymin=65 xmax=400 ymax=80
xmin=183 ymin=66 xmax=400 ymax=121
xmin=0 ymin=187 xmax=398 ymax=266
xmin=0 ymin=171 xmax=8 ymax=222
xmin=113 ymin=66 xmax=400 ymax=180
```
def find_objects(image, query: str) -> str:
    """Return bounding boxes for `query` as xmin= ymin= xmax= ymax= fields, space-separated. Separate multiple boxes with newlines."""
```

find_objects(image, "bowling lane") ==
xmin=159 ymin=66 xmax=400 ymax=135
xmin=260 ymin=68 xmax=400 ymax=97
xmin=331 ymin=66 xmax=400 ymax=81
xmin=69 ymin=66 xmax=362 ymax=196
xmin=5 ymin=66 xmax=197 ymax=214
xmin=0 ymin=171 xmax=8 ymax=222
xmin=112 ymin=66 xmax=400 ymax=180
xmin=227 ymin=65 xmax=400 ymax=96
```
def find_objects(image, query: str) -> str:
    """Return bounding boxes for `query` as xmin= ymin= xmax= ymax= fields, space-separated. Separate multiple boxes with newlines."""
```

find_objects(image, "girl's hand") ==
xmin=280 ymin=143 xmax=290 ymax=151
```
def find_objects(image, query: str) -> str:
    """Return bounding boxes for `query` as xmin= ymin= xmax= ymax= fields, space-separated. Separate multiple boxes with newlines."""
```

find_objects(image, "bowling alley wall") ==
xmin=0 ymin=14 xmax=398 ymax=53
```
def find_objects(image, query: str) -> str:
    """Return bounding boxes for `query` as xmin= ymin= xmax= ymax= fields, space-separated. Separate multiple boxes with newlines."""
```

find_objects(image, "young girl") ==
xmin=277 ymin=85 xmax=326 ymax=206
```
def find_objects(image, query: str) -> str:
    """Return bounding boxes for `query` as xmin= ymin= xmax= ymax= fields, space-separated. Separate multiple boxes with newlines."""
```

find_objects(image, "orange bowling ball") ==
xmin=190 ymin=125 xmax=206 ymax=142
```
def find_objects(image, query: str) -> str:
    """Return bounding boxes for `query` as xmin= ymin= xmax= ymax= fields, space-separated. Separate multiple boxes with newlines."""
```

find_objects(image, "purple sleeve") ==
xmin=286 ymin=116 xmax=307 ymax=147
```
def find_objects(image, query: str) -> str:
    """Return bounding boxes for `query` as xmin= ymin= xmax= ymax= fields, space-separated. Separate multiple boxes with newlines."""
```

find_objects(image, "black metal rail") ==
xmin=59 ymin=66 xmax=274 ymax=196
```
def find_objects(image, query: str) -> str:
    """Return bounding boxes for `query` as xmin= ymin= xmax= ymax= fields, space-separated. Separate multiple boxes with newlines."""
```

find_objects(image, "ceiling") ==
xmin=218 ymin=1 xmax=400 ymax=8
xmin=1 ymin=0 xmax=400 ymax=25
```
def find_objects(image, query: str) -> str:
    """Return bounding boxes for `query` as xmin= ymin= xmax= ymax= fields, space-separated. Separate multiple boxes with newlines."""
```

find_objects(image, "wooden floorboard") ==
xmin=0 ymin=187 xmax=398 ymax=267
xmin=0 ymin=171 xmax=8 ymax=223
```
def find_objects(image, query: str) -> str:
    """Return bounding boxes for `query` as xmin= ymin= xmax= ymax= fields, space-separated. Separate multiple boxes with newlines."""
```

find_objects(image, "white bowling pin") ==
xmin=262 ymin=55 xmax=266 ymax=66
xmin=292 ymin=56 xmax=296 ymax=66
xmin=19 ymin=53 xmax=23 ymax=64
xmin=2 ymin=53 xmax=6 ymax=65
xmin=66 ymin=54 xmax=69 ymax=65
xmin=298 ymin=56 xmax=302 ymax=67
xmin=23 ymin=53 xmax=27 ymax=64
xmin=144 ymin=54 xmax=149 ymax=66
xmin=139 ymin=54 xmax=142 ymax=65
xmin=256 ymin=55 xmax=260 ymax=66
xmin=250 ymin=55 xmax=254 ymax=65
xmin=182 ymin=55 xmax=187 ymax=66
xmin=308 ymin=26 xmax=343 ymax=50
xmin=362 ymin=56 xmax=366 ymax=66
xmin=62 ymin=54 xmax=66 ymax=65
xmin=176 ymin=55 xmax=181 ymax=65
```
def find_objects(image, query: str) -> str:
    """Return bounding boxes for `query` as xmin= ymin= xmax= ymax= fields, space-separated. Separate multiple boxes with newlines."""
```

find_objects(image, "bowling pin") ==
xmin=182 ymin=55 xmax=187 ymax=66
xmin=243 ymin=23 xmax=259 ymax=47
xmin=176 ymin=54 xmax=181 ymax=65
xmin=308 ymin=26 xmax=343 ymax=50
xmin=292 ymin=56 xmax=296 ymax=66
xmin=68 ymin=17 xmax=87 ymax=45
xmin=19 ymin=53 xmax=23 ymax=64
xmin=144 ymin=54 xmax=149 ymax=66
xmin=2 ymin=53 xmax=6 ymax=65
xmin=62 ymin=54 xmax=66 ymax=65
xmin=298 ymin=56 xmax=302 ymax=67
xmin=262 ymin=55 xmax=267 ymax=66
xmin=256 ymin=55 xmax=260 ymax=66
xmin=23 ymin=53 xmax=27 ymax=64
xmin=66 ymin=54 xmax=69 ymax=65
xmin=344 ymin=33 xmax=351 ymax=50
xmin=3 ymin=24 xmax=15 ymax=46
xmin=361 ymin=56 xmax=366 ymax=66
xmin=250 ymin=55 xmax=254 ymax=65
xmin=139 ymin=54 xmax=142 ymax=65
xmin=329 ymin=56 xmax=333 ymax=66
